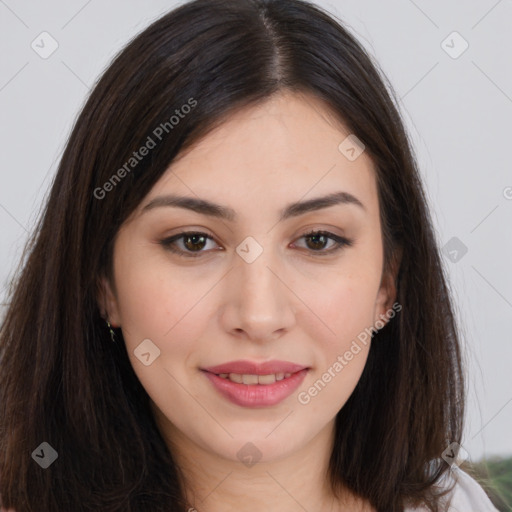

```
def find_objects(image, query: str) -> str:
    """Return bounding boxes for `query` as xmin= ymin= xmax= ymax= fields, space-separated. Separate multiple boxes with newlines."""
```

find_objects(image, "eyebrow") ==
xmin=141 ymin=190 xmax=365 ymax=222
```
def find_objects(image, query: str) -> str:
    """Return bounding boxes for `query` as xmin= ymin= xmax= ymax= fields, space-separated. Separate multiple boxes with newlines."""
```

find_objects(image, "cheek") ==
xmin=299 ymin=284 xmax=374 ymax=416
xmin=297 ymin=265 xmax=379 ymax=410
xmin=323 ymin=281 xmax=373 ymax=320
xmin=113 ymin=250 xmax=208 ymax=346
xmin=307 ymin=267 xmax=381 ymax=348
xmin=113 ymin=258 xmax=208 ymax=409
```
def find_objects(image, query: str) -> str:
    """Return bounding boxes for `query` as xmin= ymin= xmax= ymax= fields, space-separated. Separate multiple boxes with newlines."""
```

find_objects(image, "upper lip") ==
xmin=202 ymin=360 xmax=308 ymax=375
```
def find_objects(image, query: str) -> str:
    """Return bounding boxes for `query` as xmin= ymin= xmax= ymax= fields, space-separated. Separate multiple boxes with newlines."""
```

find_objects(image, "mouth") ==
xmin=200 ymin=360 xmax=310 ymax=407
xmin=213 ymin=371 xmax=295 ymax=385
xmin=202 ymin=359 xmax=308 ymax=375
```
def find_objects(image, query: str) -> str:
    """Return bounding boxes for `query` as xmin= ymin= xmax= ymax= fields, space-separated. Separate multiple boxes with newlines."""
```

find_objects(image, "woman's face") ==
xmin=101 ymin=90 xmax=397 ymax=464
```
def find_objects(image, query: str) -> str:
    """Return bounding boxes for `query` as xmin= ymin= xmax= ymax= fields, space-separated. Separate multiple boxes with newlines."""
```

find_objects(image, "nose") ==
xmin=219 ymin=242 xmax=297 ymax=344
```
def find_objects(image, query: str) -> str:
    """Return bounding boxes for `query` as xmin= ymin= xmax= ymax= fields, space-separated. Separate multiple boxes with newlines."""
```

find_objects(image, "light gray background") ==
xmin=1 ymin=0 xmax=511 ymax=461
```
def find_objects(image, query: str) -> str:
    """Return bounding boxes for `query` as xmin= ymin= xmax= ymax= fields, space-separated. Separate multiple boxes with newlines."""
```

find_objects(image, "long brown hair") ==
xmin=0 ymin=0 xmax=464 ymax=510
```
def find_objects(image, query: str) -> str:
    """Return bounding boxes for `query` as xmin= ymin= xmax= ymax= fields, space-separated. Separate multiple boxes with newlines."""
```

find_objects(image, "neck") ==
xmin=151 ymin=406 xmax=367 ymax=512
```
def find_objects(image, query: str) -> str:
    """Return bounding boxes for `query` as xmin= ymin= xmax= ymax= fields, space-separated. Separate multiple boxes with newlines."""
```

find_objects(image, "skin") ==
xmin=99 ymin=90 xmax=399 ymax=512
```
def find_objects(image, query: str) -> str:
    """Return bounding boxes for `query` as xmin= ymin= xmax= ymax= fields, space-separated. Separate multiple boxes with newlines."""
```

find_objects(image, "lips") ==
xmin=201 ymin=360 xmax=310 ymax=407
xmin=202 ymin=360 xmax=307 ymax=375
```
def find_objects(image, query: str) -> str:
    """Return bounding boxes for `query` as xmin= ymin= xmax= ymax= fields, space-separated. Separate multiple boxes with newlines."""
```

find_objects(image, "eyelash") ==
xmin=159 ymin=230 xmax=353 ymax=258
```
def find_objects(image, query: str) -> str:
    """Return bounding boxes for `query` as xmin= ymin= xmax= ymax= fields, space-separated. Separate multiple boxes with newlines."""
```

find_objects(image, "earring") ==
xmin=106 ymin=319 xmax=116 ymax=343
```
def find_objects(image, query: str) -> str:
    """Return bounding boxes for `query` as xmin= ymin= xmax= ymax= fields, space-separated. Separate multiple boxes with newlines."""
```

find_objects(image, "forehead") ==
xmin=139 ymin=90 xmax=378 ymax=221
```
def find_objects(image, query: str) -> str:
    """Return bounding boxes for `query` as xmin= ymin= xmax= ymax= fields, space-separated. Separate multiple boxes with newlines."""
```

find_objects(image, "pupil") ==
xmin=185 ymin=234 xmax=205 ymax=251
xmin=308 ymin=234 xmax=325 ymax=250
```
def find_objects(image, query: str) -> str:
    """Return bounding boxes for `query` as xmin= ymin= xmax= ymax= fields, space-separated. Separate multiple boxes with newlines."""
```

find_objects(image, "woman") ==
xmin=0 ymin=0 xmax=499 ymax=510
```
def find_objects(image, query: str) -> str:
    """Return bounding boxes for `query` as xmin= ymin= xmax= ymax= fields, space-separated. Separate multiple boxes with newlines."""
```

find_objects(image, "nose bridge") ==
xmin=224 ymin=234 xmax=295 ymax=339
xmin=236 ymin=235 xmax=282 ymax=307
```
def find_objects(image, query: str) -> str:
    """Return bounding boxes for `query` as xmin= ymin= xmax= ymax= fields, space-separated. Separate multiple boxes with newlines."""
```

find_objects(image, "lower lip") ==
xmin=202 ymin=369 xmax=309 ymax=407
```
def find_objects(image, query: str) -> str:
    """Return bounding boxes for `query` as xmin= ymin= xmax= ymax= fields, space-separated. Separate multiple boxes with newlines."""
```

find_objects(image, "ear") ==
xmin=97 ymin=274 xmax=122 ymax=328
xmin=373 ymin=246 xmax=402 ymax=326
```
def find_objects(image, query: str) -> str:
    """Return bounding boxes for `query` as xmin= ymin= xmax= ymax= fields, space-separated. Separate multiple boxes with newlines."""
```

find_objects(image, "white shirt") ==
xmin=405 ymin=467 xmax=499 ymax=511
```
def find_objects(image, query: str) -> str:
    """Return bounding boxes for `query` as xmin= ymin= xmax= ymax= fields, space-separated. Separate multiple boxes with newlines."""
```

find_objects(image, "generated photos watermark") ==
xmin=297 ymin=301 xmax=402 ymax=405
xmin=93 ymin=97 xmax=197 ymax=200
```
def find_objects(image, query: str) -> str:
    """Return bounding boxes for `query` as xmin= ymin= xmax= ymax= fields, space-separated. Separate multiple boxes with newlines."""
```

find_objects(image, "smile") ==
xmin=200 ymin=360 xmax=310 ymax=407
xmin=216 ymin=372 xmax=292 ymax=384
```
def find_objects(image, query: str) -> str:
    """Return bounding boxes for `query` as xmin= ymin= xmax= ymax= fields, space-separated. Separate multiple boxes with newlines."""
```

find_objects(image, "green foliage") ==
xmin=461 ymin=456 xmax=512 ymax=511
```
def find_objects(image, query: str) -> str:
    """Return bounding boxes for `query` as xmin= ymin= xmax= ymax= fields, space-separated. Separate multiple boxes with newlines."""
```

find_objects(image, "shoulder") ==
xmin=405 ymin=467 xmax=499 ymax=511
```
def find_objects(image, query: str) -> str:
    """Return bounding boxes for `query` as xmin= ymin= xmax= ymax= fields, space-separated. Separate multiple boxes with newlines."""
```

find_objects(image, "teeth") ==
xmin=242 ymin=374 xmax=259 ymax=385
xmin=257 ymin=374 xmax=276 ymax=385
xmin=216 ymin=372 xmax=296 ymax=385
xmin=229 ymin=373 xmax=243 ymax=383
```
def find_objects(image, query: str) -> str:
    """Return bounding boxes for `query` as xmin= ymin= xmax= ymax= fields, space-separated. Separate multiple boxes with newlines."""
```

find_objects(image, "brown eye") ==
xmin=182 ymin=233 xmax=208 ymax=251
xmin=294 ymin=230 xmax=353 ymax=255
xmin=304 ymin=232 xmax=331 ymax=251
xmin=160 ymin=231 xmax=219 ymax=257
